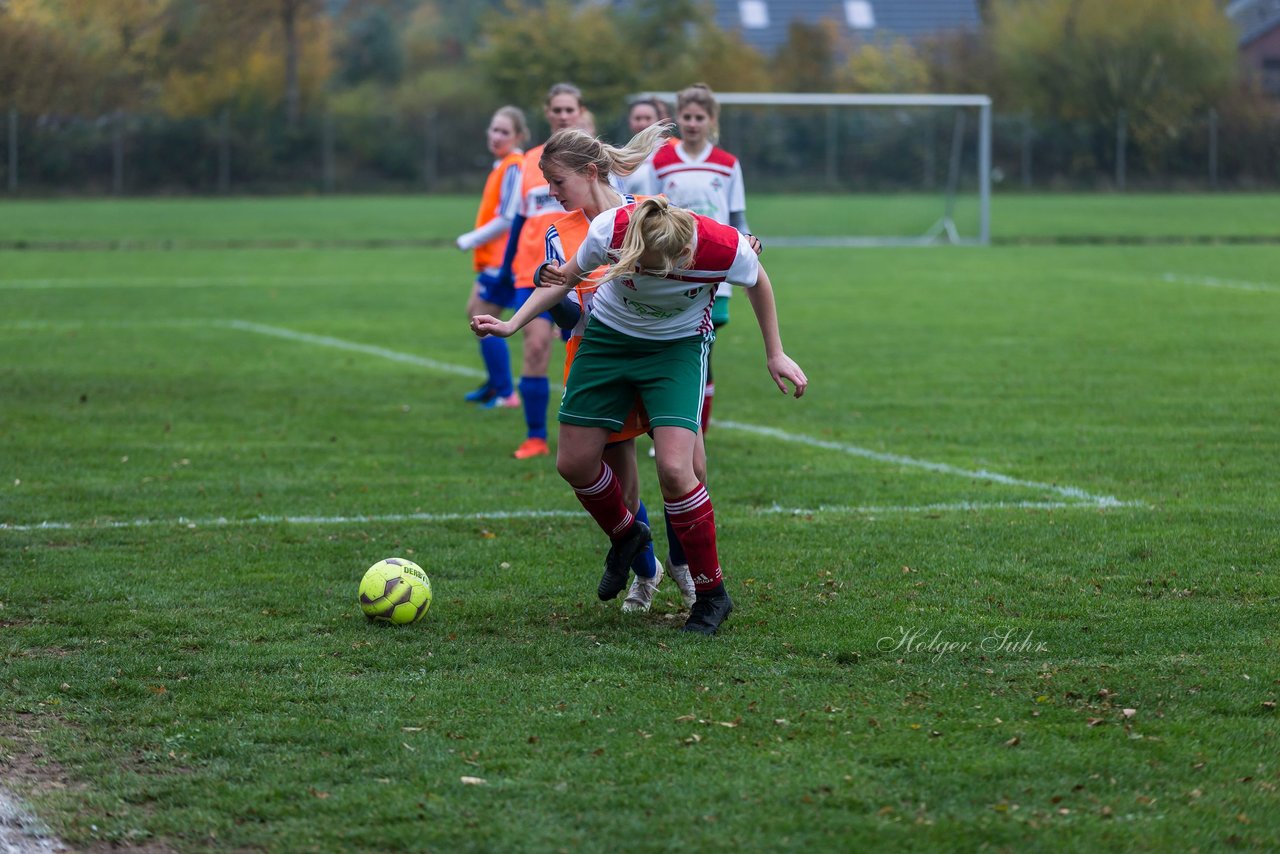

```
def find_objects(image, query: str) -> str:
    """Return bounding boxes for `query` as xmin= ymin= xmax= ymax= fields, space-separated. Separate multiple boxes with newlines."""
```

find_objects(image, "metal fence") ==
xmin=3 ymin=103 xmax=1278 ymax=196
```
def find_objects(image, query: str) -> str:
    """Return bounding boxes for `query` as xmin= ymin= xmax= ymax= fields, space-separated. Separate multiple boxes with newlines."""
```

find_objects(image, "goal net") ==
xmin=637 ymin=92 xmax=992 ymax=247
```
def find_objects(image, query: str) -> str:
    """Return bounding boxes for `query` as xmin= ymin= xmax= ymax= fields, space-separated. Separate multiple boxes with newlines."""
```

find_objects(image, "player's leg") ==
xmin=603 ymin=438 xmax=662 ymax=613
xmin=641 ymin=333 xmax=731 ymax=634
xmin=465 ymin=271 xmax=517 ymax=405
xmin=558 ymin=329 xmax=653 ymax=600
xmin=702 ymin=294 xmax=730 ymax=429
xmin=513 ymin=291 xmax=554 ymax=458
xmin=662 ymin=428 xmax=704 ymax=609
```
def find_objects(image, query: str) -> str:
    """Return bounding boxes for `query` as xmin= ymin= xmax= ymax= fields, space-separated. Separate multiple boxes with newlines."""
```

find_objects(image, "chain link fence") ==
xmin=3 ymin=103 xmax=1279 ymax=195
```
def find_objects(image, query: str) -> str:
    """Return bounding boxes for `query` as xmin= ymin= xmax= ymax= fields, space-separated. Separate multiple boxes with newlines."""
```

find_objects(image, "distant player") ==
xmin=652 ymin=83 xmax=751 ymax=432
xmin=490 ymin=83 xmax=588 ymax=459
xmin=457 ymin=106 xmax=527 ymax=408
xmin=620 ymin=96 xmax=670 ymax=196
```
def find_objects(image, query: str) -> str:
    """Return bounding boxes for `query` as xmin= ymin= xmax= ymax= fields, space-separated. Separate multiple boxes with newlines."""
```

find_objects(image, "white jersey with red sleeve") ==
xmin=651 ymin=143 xmax=745 ymax=226
xmin=575 ymin=204 xmax=760 ymax=341
xmin=652 ymin=143 xmax=746 ymax=299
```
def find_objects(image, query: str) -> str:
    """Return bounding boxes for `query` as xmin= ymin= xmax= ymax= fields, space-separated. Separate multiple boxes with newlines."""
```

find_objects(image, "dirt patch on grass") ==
xmin=0 ymin=715 xmax=175 ymax=854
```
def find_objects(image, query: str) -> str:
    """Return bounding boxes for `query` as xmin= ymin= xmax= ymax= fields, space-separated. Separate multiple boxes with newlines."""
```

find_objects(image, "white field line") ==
xmin=1159 ymin=272 xmax=1280 ymax=294
xmin=1 ymin=501 xmax=1120 ymax=533
xmin=717 ymin=421 xmax=1131 ymax=507
xmin=0 ymin=274 xmax=424 ymax=290
xmin=1060 ymin=269 xmax=1280 ymax=294
xmin=216 ymin=321 xmax=1132 ymax=510
xmin=2 ymin=320 xmax=1139 ymax=533
xmin=223 ymin=319 xmax=485 ymax=379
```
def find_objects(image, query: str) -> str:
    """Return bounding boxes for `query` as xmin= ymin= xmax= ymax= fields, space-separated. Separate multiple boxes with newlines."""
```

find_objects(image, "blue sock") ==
xmin=665 ymin=511 xmax=688 ymax=567
xmin=480 ymin=336 xmax=513 ymax=398
xmin=630 ymin=500 xmax=657 ymax=578
xmin=518 ymin=376 xmax=549 ymax=440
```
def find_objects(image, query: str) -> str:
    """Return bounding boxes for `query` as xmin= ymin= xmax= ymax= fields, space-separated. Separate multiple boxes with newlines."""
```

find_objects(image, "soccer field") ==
xmin=2 ymin=196 xmax=1278 ymax=851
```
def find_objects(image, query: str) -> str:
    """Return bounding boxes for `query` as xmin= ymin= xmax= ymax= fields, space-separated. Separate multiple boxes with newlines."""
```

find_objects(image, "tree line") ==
xmin=1 ymin=0 xmax=1274 ymax=192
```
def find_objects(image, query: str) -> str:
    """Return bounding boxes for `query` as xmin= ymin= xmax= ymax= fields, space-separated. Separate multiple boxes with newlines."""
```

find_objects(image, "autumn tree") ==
xmin=157 ymin=0 xmax=330 ymax=123
xmin=992 ymin=0 xmax=1237 ymax=161
xmin=1 ymin=0 xmax=173 ymax=113
xmin=473 ymin=0 xmax=640 ymax=127
xmin=772 ymin=20 xmax=840 ymax=92
xmin=839 ymin=39 xmax=931 ymax=93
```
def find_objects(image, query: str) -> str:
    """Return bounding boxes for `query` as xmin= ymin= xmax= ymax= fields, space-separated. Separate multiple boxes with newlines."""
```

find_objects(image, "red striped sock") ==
xmin=572 ymin=463 xmax=635 ymax=539
xmin=665 ymin=484 xmax=721 ymax=590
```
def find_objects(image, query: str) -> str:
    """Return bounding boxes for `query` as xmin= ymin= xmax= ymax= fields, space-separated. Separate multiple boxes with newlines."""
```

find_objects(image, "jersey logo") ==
xmin=683 ymin=286 xmax=706 ymax=300
xmin=618 ymin=276 xmax=637 ymax=291
xmin=622 ymin=297 xmax=677 ymax=319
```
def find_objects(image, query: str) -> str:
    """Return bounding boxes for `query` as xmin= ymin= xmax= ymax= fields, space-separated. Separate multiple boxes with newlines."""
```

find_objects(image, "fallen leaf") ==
xmin=1122 ymin=708 xmax=1137 ymax=718
xmin=675 ymin=714 xmax=696 ymax=723
xmin=460 ymin=776 xmax=486 ymax=786
xmin=1087 ymin=718 xmax=1104 ymax=727
xmin=1004 ymin=736 xmax=1020 ymax=747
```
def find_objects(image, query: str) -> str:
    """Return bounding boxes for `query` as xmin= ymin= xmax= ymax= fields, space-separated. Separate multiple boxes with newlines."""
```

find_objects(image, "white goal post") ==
xmin=635 ymin=92 xmax=993 ymax=246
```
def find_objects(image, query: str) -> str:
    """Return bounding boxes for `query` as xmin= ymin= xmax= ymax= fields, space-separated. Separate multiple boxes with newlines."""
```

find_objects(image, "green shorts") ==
xmin=560 ymin=319 xmax=712 ymax=433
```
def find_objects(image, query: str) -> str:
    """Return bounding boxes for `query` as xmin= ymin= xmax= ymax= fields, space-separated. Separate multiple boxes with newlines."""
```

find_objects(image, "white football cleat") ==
xmin=664 ymin=557 xmax=697 ymax=609
xmin=621 ymin=558 xmax=664 ymax=613
xmin=622 ymin=558 xmax=665 ymax=612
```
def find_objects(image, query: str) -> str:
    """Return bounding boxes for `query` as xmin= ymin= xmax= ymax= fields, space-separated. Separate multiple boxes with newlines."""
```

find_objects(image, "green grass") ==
xmin=2 ymin=199 xmax=1279 ymax=851
xmin=2 ymin=192 xmax=1278 ymax=244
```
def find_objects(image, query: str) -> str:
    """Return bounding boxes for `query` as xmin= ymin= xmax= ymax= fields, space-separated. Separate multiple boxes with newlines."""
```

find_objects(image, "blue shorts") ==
xmin=476 ymin=267 xmax=514 ymax=308
xmin=512 ymin=287 xmax=553 ymax=323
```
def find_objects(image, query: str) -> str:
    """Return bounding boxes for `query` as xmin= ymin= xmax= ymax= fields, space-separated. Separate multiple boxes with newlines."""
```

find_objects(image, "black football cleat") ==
xmin=598 ymin=520 xmax=651 ymax=600
xmin=682 ymin=588 xmax=734 ymax=635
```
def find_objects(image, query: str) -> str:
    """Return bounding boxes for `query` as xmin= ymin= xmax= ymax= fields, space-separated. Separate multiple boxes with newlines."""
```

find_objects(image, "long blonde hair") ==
xmin=540 ymin=121 xmax=675 ymax=181
xmin=595 ymin=197 xmax=696 ymax=283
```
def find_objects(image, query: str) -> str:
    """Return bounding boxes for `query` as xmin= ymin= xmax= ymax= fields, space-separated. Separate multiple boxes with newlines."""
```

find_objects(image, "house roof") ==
xmin=702 ymin=0 xmax=983 ymax=55
xmin=1227 ymin=0 xmax=1280 ymax=46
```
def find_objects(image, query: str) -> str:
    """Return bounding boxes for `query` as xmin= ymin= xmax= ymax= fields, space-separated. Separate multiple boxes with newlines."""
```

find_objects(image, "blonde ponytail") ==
xmin=541 ymin=121 xmax=675 ymax=180
xmin=594 ymin=197 xmax=696 ymax=283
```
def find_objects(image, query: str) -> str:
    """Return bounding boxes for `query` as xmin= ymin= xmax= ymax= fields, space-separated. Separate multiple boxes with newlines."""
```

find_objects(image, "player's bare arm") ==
xmin=471 ymin=283 xmax=570 ymax=339
xmin=744 ymin=267 xmax=808 ymax=398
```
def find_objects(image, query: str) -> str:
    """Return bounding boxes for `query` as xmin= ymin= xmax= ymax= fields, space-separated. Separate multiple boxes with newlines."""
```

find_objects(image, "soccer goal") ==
xmin=637 ymin=92 xmax=992 ymax=247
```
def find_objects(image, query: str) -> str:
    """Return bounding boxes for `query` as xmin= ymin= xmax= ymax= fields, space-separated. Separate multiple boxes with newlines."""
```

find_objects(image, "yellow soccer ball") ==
xmin=358 ymin=558 xmax=432 ymax=625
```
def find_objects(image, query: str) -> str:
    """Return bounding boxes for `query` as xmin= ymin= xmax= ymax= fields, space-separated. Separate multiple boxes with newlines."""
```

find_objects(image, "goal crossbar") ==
xmin=635 ymin=92 xmax=993 ymax=246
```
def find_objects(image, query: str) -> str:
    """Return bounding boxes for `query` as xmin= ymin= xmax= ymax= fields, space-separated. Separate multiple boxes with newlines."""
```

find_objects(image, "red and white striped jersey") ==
xmin=651 ymin=143 xmax=745 ymax=226
xmin=574 ymin=203 xmax=760 ymax=340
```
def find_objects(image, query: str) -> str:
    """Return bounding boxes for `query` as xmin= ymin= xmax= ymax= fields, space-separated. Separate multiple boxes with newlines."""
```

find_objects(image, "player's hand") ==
xmin=767 ymin=353 xmax=808 ymax=398
xmin=746 ymin=234 xmax=763 ymax=255
xmin=471 ymin=315 xmax=515 ymax=338
xmin=456 ymin=234 xmax=473 ymax=251
xmin=538 ymin=262 xmax=569 ymax=288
